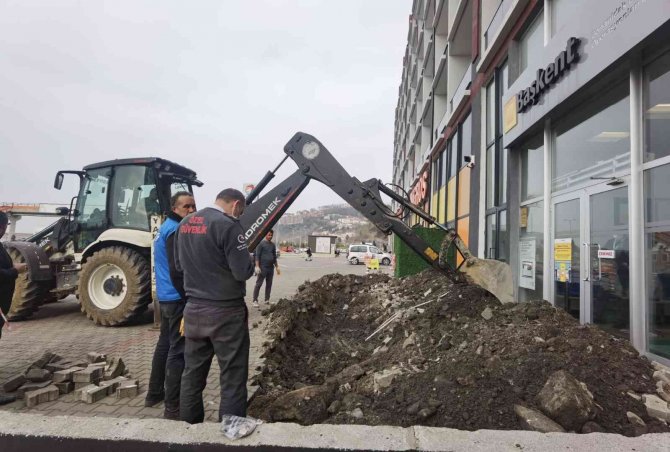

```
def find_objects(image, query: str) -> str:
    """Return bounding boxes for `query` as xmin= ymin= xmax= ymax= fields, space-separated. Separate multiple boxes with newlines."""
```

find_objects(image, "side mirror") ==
xmin=55 ymin=207 xmax=69 ymax=216
xmin=54 ymin=172 xmax=64 ymax=190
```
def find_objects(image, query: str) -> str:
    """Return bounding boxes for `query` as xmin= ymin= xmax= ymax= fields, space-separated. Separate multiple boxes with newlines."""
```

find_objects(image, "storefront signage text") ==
xmin=410 ymin=170 xmax=429 ymax=206
xmin=517 ymin=37 xmax=581 ymax=114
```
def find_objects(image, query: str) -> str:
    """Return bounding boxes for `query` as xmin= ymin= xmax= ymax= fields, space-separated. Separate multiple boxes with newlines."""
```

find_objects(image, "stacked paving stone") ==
xmin=2 ymin=351 xmax=140 ymax=408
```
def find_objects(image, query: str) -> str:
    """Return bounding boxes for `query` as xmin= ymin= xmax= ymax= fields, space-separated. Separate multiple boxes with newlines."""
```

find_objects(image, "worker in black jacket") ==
xmin=175 ymin=188 xmax=255 ymax=424
xmin=0 ymin=212 xmax=26 ymax=405
xmin=0 ymin=212 xmax=26 ymax=339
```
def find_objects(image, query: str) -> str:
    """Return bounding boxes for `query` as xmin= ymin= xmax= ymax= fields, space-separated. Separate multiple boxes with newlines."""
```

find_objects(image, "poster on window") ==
xmin=519 ymin=237 xmax=536 ymax=290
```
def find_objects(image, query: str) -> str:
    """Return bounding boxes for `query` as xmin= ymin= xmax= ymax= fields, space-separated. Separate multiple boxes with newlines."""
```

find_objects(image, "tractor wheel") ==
xmin=79 ymin=246 xmax=151 ymax=326
xmin=7 ymin=249 xmax=47 ymax=321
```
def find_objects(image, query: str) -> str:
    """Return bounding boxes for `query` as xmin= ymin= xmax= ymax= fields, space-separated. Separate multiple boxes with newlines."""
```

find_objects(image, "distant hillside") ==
xmin=275 ymin=204 xmax=388 ymax=247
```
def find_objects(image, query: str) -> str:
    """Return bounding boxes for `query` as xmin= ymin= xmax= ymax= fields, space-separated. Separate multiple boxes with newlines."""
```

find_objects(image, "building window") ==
xmin=644 ymin=51 xmax=670 ymax=163
xmin=518 ymin=10 xmax=544 ymax=75
xmin=521 ymin=135 xmax=544 ymax=202
xmin=644 ymin=50 xmax=670 ymax=359
xmin=485 ymin=61 xmax=509 ymax=261
xmin=552 ymin=85 xmax=630 ymax=192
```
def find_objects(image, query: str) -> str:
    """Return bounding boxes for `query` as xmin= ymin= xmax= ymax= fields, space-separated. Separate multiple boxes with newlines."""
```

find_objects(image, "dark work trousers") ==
xmin=180 ymin=302 xmax=249 ymax=424
xmin=252 ymin=266 xmax=274 ymax=302
xmin=147 ymin=301 xmax=186 ymax=409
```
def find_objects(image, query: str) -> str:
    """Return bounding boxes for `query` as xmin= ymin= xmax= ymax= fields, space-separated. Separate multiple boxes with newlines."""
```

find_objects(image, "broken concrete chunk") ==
xmin=514 ymin=404 xmax=565 ymax=433
xmin=327 ymin=400 xmax=341 ymax=414
xmin=25 ymin=385 xmax=59 ymax=408
xmin=402 ymin=332 xmax=417 ymax=349
xmin=652 ymin=361 xmax=670 ymax=374
xmin=2 ymin=374 xmax=27 ymax=393
xmin=654 ymin=370 xmax=670 ymax=385
xmin=350 ymin=407 xmax=364 ymax=419
xmin=626 ymin=411 xmax=646 ymax=427
xmin=581 ymin=421 xmax=606 ymax=434
xmin=373 ymin=368 xmax=402 ymax=393
xmin=643 ymin=394 xmax=670 ymax=422
xmin=104 ymin=357 xmax=126 ymax=380
xmin=481 ymin=307 xmax=493 ymax=321
xmin=25 ymin=368 xmax=52 ymax=383
xmin=536 ymin=370 xmax=596 ymax=431
xmin=267 ymin=384 xmax=335 ymax=424
xmin=45 ymin=360 xmax=75 ymax=373
xmin=86 ymin=352 xmax=106 ymax=364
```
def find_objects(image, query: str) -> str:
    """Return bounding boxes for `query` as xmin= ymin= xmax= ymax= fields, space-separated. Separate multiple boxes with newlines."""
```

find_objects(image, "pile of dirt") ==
xmin=248 ymin=270 xmax=670 ymax=436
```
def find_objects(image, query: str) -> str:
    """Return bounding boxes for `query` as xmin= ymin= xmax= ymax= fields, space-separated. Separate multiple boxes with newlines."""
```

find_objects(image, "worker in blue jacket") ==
xmin=146 ymin=191 xmax=196 ymax=419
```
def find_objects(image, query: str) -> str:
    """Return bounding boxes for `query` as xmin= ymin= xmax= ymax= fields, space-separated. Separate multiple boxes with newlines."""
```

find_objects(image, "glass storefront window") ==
xmin=486 ymin=80 xmax=495 ymax=145
xmin=461 ymin=113 xmax=472 ymax=160
xmin=486 ymin=145 xmax=496 ymax=209
xmin=553 ymin=87 xmax=630 ymax=192
xmin=519 ymin=201 xmax=544 ymax=302
xmin=486 ymin=214 xmax=497 ymax=259
xmin=645 ymin=163 xmax=670 ymax=359
xmin=521 ymin=135 xmax=544 ymax=201
xmin=499 ymin=209 xmax=508 ymax=263
xmin=518 ymin=12 xmax=543 ymax=75
xmin=644 ymin=51 xmax=670 ymax=163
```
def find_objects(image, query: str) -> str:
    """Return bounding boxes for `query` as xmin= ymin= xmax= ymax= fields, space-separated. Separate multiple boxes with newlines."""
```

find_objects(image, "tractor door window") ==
xmin=171 ymin=182 xmax=190 ymax=196
xmin=111 ymin=166 xmax=158 ymax=231
xmin=75 ymin=168 xmax=110 ymax=251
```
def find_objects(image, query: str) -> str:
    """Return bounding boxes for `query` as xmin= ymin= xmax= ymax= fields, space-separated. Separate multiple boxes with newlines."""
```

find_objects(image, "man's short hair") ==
xmin=170 ymin=191 xmax=193 ymax=208
xmin=268 ymin=229 xmax=274 ymax=234
xmin=216 ymin=188 xmax=245 ymax=203
xmin=0 ymin=211 xmax=8 ymax=226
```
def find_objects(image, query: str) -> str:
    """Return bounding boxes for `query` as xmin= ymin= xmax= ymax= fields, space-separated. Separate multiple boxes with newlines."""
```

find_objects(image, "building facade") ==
xmin=392 ymin=0 xmax=670 ymax=365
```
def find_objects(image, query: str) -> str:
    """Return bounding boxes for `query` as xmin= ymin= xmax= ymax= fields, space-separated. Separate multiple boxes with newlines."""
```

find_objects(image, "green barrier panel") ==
xmin=393 ymin=226 xmax=453 ymax=278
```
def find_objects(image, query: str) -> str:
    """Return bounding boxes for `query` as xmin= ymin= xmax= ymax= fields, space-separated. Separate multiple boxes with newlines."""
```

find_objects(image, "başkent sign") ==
xmin=516 ymin=37 xmax=581 ymax=113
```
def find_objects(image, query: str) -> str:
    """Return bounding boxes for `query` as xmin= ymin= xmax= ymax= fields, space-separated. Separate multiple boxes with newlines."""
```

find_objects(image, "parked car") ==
xmin=346 ymin=244 xmax=392 ymax=266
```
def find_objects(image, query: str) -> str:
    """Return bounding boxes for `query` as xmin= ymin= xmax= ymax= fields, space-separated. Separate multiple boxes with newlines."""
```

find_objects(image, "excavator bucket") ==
xmin=439 ymin=232 xmax=515 ymax=304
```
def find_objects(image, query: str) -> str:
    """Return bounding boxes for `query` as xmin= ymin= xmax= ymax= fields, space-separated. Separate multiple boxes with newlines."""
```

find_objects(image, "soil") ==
xmin=248 ymin=270 xmax=670 ymax=436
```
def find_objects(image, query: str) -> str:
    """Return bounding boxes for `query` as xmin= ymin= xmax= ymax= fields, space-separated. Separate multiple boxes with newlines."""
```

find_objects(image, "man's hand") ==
xmin=179 ymin=318 xmax=185 ymax=336
xmin=275 ymin=266 xmax=281 ymax=276
xmin=13 ymin=263 xmax=27 ymax=273
xmin=255 ymin=266 xmax=261 ymax=276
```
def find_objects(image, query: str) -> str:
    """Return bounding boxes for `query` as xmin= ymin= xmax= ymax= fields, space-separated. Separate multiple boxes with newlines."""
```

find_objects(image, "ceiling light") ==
xmin=589 ymin=132 xmax=630 ymax=142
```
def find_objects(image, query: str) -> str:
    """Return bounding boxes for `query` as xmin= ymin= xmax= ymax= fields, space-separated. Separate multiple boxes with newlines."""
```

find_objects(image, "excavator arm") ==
xmin=239 ymin=132 xmax=514 ymax=303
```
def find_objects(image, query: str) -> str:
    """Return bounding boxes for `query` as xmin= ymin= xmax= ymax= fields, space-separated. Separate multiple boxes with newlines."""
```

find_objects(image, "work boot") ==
xmin=0 ymin=394 xmax=17 ymax=405
xmin=164 ymin=406 xmax=180 ymax=420
xmin=144 ymin=393 xmax=164 ymax=407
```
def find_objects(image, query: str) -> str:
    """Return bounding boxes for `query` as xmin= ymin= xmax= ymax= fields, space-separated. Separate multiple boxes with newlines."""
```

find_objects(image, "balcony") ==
xmin=448 ymin=63 xmax=472 ymax=119
xmin=483 ymin=0 xmax=511 ymax=50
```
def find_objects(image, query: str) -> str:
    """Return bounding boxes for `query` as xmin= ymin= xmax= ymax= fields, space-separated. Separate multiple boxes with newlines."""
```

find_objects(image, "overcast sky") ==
xmin=0 ymin=0 xmax=409 ymax=233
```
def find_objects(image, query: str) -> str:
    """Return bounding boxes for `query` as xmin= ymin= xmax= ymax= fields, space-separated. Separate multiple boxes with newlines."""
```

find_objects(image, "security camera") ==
xmin=463 ymin=155 xmax=475 ymax=168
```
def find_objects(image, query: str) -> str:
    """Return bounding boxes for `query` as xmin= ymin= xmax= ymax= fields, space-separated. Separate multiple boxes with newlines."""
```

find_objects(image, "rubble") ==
xmin=514 ymin=405 xmax=565 ymax=433
xmin=1 ymin=351 xmax=138 ymax=406
xmin=248 ymin=270 xmax=670 ymax=436
xmin=535 ymin=370 xmax=596 ymax=431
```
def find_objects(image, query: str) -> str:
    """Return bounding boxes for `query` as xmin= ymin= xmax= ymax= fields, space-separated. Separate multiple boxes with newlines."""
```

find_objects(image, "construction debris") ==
xmin=249 ymin=270 xmax=670 ymax=436
xmin=1 ymin=351 xmax=138 ymax=407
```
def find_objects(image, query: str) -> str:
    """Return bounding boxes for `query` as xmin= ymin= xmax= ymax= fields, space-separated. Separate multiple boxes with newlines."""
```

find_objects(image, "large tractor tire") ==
xmin=6 ymin=249 xmax=48 ymax=321
xmin=79 ymin=246 xmax=152 ymax=326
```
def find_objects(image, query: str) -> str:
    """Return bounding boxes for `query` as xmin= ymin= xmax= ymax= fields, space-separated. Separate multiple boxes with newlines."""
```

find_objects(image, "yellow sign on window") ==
xmin=520 ymin=206 xmax=528 ymax=228
xmin=554 ymin=238 xmax=572 ymax=262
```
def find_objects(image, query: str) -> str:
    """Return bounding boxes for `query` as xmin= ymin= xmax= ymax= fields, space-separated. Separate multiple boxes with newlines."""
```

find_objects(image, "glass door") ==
xmin=551 ymin=183 xmax=630 ymax=335
xmin=587 ymin=185 xmax=629 ymax=339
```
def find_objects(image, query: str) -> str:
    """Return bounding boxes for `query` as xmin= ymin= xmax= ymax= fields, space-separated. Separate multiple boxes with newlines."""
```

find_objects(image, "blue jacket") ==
xmin=154 ymin=213 xmax=183 ymax=302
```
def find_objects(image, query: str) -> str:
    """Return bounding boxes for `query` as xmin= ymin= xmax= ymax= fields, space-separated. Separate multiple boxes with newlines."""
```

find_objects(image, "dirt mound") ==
xmin=249 ymin=271 xmax=669 ymax=436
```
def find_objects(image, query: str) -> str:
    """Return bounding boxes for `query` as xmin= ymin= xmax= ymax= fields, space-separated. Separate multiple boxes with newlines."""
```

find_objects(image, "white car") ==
xmin=346 ymin=244 xmax=392 ymax=266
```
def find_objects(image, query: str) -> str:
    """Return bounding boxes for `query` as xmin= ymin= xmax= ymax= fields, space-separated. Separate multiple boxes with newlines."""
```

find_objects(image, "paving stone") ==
xmin=104 ymin=358 xmax=126 ymax=380
xmin=73 ymin=384 xmax=98 ymax=400
xmin=54 ymin=381 xmax=74 ymax=395
xmin=25 ymin=368 xmax=52 ymax=383
xmin=99 ymin=377 xmax=128 ymax=396
xmin=26 ymin=352 xmax=57 ymax=372
xmin=25 ymin=385 xmax=59 ymax=408
xmin=17 ymin=381 xmax=52 ymax=399
xmin=82 ymin=385 xmax=109 ymax=404
xmin=52 ymin=367 xmax=85 ymax=383
xmin=91 ymin=403 xmax=119 ymax=415
xmin=2 ymin=374 xmax=26 ymax=393
xmin=44 ymin=360 xmax=75 ymax=373
xmin=73 ymin=367 xmax=103 ymax=383
xmin=114 ymin=405 xmax=144 ymax=416
xmin=116 ymin=384 xmax=139 ymax=399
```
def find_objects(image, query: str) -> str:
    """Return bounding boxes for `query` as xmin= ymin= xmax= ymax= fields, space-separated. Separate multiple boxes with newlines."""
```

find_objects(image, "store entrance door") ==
xmin=551 ymin=183 xmax=630 ymax=338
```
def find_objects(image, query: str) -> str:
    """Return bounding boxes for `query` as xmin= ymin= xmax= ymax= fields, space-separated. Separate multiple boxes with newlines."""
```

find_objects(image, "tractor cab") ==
xmin=55 ymin=158 xmax=202 ymax=252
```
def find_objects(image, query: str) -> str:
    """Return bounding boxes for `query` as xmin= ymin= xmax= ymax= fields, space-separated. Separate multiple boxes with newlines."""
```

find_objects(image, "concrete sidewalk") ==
xmin=1 ymin=411 xmax=668 ymax=451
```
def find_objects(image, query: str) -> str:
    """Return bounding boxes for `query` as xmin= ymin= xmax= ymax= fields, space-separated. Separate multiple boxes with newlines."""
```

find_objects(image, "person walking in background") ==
xmin=252 ymin=229 xmax=280 ymax=308
xmin=175 ymin=188 xmax=255 ymax=424
xmin=305 ymin=246 xmax=313 ymax=261
xmin=146 ymin=192 xmax=196 ymax=419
